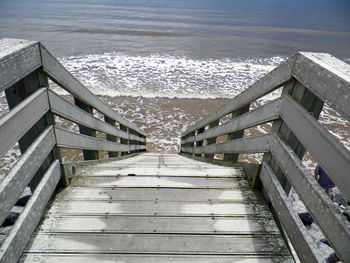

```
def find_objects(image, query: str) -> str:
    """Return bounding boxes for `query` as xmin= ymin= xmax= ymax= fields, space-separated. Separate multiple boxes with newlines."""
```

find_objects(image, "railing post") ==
xmin=194 ymin=127 xmax=205 ymax=157
xmin=180 ymin=135 xmax=187 ymax=154
xmin=142 ymin=134 xmax=147 ymax=152
xmin=128 ymin=129 xmax=137 ymax=154
xmin=120 ymin=124 xmax=129 ymax=156
xmin=74 ymin=97 xmax=99 ymax=160
xmin=188 ymin=131 xmax=196 ymax=156
xmin=262 ymin=79 xmax=324 ymax=193
xmin=205 ymin=120 xmax=219 ymax=159
xmin=133 ymin=131 xmax=146 ymax=153
xmin=223 ymin=104 xmax=250 ymax=162
xmin=104 ymin=116 xmax=118 ymax=158
xmin=4 ymin=70 xmax=58 ymax=191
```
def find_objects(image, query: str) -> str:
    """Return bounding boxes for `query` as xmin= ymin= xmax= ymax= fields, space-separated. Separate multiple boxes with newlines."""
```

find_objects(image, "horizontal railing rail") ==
xmin=0 ymin=88 xmax=49 ymax=157
xmin=180 ymin=52 xmax=350 ymax=262
xmin=182 ymin=134 xmax=271 ymax=155
xmin=181 ymin=97 xmax=282 ymax=145
xmin=48 ymin=90 xmax=146 ymax=143
xmin=55 ymin=128 xmax=146 ymax=153
xmin=0 ymin=38 xmax=147 ymax=263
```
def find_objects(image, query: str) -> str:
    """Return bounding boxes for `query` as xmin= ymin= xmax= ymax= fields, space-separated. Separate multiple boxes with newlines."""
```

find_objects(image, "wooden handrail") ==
xmin=182 ymin=97 xmax=281 ymax=144
xmin=48 ymin=90 xmax=145 ymax=143
xmin=180 ymin=52 xmax=350 ymax=262
xmin=0 ymin=38 xmax=147 ymax=263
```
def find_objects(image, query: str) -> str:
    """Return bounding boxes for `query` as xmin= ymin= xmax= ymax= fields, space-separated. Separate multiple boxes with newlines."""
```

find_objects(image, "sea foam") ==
xmin=56 ymin=53 xmax=286 ymax=99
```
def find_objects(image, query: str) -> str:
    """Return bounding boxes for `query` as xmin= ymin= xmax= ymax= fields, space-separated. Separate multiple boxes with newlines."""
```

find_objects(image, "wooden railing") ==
xmin=181 ymin=52 xmax=350 ymax=262
xmin=0 ymin=38 xmax=146 ymax=262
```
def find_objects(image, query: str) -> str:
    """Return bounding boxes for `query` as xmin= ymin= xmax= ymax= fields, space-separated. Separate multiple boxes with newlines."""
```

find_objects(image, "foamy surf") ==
xmin=56 ymin=53 xmax=285 ymax=99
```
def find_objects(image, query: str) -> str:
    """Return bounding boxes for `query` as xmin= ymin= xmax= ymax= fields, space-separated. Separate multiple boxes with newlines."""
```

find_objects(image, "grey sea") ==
xmin=0 ymin=0 xmax=349 ymax=160
xmin=1 ymin=0 xmax=350 ymax=58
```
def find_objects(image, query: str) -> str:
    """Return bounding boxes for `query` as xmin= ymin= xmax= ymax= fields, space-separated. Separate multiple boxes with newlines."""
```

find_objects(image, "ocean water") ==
xmin=1 ymin=0 xmax=350 ymax=59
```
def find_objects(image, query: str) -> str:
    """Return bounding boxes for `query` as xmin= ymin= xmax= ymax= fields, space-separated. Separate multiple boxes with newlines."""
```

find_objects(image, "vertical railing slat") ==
xmin=120 ymin=125 xmax=129 ymax=156
xmin=74 ymin=97 xmax=99 ymax=160
xmin=104 ymin=115 xmax=118 ymax=158
xmin=262 ymin=80 xmax=324 ymax=193
xmin=223 ymin=104 xmax=250 ymax=162
xmin=204 ymin=120 xmax=219 ymax=159
xmin=194 ymin=127 xmax=205 ymax=157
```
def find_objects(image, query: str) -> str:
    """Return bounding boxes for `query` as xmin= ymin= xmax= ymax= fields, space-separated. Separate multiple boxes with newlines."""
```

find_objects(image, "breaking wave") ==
xmin=56 ymin=53 xmax=286 ymax=99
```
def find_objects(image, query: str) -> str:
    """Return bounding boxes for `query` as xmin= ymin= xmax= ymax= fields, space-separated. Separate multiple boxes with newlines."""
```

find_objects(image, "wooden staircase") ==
xmin=20 ymin=153 xmax=292 ymax=262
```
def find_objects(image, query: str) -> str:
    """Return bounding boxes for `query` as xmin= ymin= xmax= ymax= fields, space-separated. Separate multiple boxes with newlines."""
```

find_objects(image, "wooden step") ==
xmin=57 ymin=187 xmax=262 ymax=202
xmin=24 ymin=233 xmax=290 ymax=256
xmin=39 ymin=215 xmax=280 ymax=235
xmin=48 ymin=200 xmax=271 ymax=217
xmin=20 ymin=254 xmax=293 ymax=263
xmin=70 ymin=175 xmax=248 ymax=189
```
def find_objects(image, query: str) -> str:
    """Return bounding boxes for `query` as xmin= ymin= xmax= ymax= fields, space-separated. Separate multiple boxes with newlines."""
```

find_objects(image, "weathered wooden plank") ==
xmin=40 ymin=44 xmax=145 ymax=136
xmin=24 ymin=233 xmax=289 ymax=255
xmin=70 ymin=176 xmax=244 ymax=189
xmin=49 ymin=200 xmax=270 ymax=217
xmin=182 ymin=134 xmax=270 ymax=155
xmin=55 ymin=128 xmax=146 ymax=152
xmin=280 ymin=95 xmax=350 ymax=200
xmin=182 ymin=54 xmax=296 ymax=136
xmin=259 ymin=162 xmax=324 ymax=263
xmin=0 ymin=161 xmax=61 ymax=263
xmin=93 ymin=164 xmax=230 ymax=168
xmin=39 ymin=216 xmax=279 ymax=234
xmin=0 ymin=38 xmax=34 ymax=54
xmin=0 ymin=88 xmax=49 ymax=157
xmin=293 ymin=52 xmax=350 ymax=120
xmin=48 ymin=91 xmax=145 ymax=142
xmin=78 ymin=166 xmax=243 ymax=177
xmin=58 ymin=187 xmax=260 ymax=202
xmin=0 ymin=126 xmax=55 ymax=226
xmin=179 ymin=154 xmax=261 ymax=188
xmin=182 ymin=98 xmax=281 ymax=144
xmin=0 ymin=39 xmax=41 ymax=92
xmin=269 ymin=133 xmax=350 ymax=261
xmin=19 ymin=254 xmax=291 ymax=263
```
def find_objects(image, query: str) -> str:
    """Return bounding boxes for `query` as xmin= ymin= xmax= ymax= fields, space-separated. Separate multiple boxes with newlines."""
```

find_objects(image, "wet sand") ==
xmin=98 ymin=96 xmax=230 ymax=152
